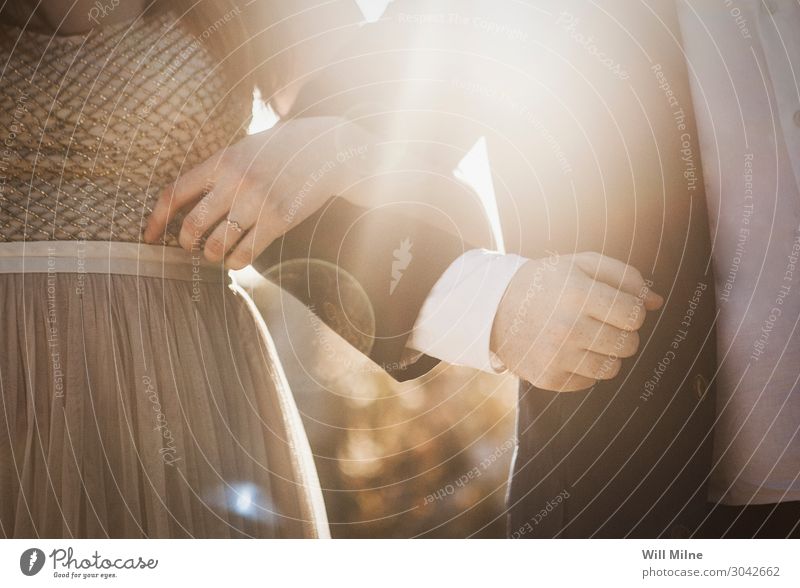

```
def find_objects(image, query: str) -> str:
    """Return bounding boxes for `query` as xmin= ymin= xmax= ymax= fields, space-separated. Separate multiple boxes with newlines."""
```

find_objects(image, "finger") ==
xmin=202 ymin=212 xmax=252 ymax=264
xmin=144 ymin=156 xmax=222 ymax=243
xmin=586 ymin=280 xmax=646 ymax=331
xmin=575 ymin=252 xmax=663 ymax=309
xmin=533 ymin=371 xmax=596 ymax=393
xmin=215 ymin=193 xmax=279 ymax=267
xmin=557 ymin=373 xmax=597 ymax=392
xmin=564 ymin=349 xmax=622 ymax=381
xmin=223 ymin=212 xmax=282 ymax=270
xmin=642 ymin=286 xmax=664 ymax=311
xmin=574 ymin=316 xmax=640 ymax=358
xmin=178 ymin=182 xmax=236 ymax=252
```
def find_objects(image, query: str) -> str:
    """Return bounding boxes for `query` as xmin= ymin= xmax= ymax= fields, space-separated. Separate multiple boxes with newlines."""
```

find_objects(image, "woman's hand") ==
xmin=143 ymin=116 xmax=374 ymax=269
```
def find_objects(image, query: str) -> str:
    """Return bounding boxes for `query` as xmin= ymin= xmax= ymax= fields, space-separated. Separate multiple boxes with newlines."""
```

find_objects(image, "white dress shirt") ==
xmin=407 ymin=249 xmax=525 ymax=372
xmin=410 ymin=0 xmax=800 ymax=506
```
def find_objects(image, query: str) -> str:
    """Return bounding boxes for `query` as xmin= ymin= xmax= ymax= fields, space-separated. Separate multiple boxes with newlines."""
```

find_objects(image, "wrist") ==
xmin=484 ymin=254 xmax=530 ymax=369
xmin=489 ymin=258 xmax=540 ymax=359
xmin=410 ymin=250 xmax=527 ymax=373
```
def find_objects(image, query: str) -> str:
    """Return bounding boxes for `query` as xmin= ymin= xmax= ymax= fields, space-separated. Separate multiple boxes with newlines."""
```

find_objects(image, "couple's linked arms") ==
xmin=143 ymin=114 xmax=662 ymax=390
xmin=140 ymin=0 xmax=664 ymax=390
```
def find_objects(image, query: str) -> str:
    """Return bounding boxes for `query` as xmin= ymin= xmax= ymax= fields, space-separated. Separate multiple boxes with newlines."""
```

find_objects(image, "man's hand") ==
xmin=490 ymin=252 xmax=663 ymax=392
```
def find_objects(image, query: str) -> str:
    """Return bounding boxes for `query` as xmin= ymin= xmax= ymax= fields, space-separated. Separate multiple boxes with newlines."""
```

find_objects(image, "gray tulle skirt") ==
xmin=0 ymin=242 xmax=328 ymax=538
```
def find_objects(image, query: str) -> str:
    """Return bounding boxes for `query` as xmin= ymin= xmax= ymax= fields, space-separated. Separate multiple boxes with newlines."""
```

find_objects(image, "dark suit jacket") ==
xmin=256 ymin=0 xmax=717 ymax=538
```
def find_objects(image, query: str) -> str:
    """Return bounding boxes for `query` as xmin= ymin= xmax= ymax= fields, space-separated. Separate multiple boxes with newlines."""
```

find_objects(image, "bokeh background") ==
xmin=237 ymin=272 xmax=517 ymax=538
xmin=239 ymin=67 xmax=519 ymax=538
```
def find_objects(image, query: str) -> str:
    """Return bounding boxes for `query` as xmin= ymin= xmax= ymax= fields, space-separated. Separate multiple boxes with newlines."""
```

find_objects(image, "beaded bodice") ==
xmin=0 ymin=10 xmax=248 ymax=244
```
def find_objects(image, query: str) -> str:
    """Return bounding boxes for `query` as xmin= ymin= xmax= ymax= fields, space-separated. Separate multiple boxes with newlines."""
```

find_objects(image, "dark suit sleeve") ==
xmin=253 ymin=4 xmax=493 ymax=381
xmin=253 ymin=196 xmax=471 ymax=381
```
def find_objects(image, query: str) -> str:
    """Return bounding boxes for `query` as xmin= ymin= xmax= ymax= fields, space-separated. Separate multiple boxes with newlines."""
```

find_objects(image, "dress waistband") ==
xmin=0 ymin=241 xmax=227 ymax=282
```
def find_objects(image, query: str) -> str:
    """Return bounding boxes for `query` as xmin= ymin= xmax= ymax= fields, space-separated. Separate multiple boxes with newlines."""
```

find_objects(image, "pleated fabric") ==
xmin=0 ymin=271 xmax=329 ymax=538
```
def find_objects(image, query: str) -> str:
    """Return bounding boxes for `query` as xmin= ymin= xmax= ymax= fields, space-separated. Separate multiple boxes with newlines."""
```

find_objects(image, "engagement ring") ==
xmin=226 ymin=219 xmax=244 ymax=233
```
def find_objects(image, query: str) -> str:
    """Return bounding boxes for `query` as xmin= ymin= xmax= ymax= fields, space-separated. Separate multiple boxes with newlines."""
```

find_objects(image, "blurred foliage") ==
xmin=241 ymin=273 xmax=517 ymax=538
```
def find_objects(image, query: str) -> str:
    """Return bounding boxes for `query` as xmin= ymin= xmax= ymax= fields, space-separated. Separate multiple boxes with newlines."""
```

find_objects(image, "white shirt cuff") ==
xmin=407 ymin=249 xmax=527 ymax=373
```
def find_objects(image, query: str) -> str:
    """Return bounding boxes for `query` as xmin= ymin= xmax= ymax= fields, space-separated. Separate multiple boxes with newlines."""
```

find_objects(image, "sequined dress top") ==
xmin=0 ymin=9 xmax=245 ymax=244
